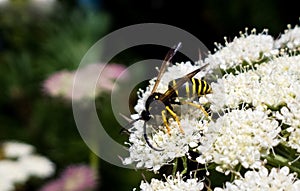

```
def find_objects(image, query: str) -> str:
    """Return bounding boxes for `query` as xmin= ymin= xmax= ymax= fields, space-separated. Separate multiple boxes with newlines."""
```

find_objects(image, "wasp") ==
xmin=128 ymin=43 xmax=212 ymax=151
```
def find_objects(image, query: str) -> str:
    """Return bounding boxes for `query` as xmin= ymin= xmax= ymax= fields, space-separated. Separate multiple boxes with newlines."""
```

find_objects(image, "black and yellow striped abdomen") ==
xmin=168 ymin=78 xmax=212 ymax=99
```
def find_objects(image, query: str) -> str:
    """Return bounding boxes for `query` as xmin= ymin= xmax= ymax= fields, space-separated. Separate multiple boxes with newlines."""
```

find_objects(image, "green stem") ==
xmin=275 ymin=143 xmax=296 ymax=161
xmin=181 ymin=156 xmax=188 ymax=175
xmin=264 ymin=154 xmax=300 ymax=175
xmin=173 ymin=158 xmax=178 ymax=176
xmin=90 ymin=151 xmax=99 ymax=177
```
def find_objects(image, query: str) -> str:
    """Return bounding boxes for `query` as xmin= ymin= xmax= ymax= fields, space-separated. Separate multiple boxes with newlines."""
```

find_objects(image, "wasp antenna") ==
xmin=143 ymin=122 xmax=164 ymax=151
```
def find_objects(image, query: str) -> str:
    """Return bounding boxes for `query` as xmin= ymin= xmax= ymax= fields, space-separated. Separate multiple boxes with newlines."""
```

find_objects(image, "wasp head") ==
xmin=140 ymin=92 xmax=166 ymax=121
xmin=146 ymin=92 xmax=162 ymax=106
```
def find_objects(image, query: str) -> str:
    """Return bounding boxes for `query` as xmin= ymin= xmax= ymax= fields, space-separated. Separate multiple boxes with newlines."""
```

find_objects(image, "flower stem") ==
xmin=264 ymin=154 xmax=300 ymax=175
xmin=90 ymin=151 xmax=99 ymax=177
xmin=173 ymin=158 xmax=178 ymax=176
xmin=181 ymin=156 xmax=187 ymax=175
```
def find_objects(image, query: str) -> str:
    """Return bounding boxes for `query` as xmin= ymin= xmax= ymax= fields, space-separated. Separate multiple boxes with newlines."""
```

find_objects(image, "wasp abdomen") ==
xmin=169 ymin=78 xmax=211 ymax=99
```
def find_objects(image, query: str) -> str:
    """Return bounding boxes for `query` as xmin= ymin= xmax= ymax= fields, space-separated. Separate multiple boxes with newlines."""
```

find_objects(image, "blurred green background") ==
xmin=0 ymin=0 xmax=299 ymax=190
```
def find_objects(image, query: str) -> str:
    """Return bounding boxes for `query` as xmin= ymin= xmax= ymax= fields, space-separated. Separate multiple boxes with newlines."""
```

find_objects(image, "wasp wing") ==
xmin=160 ymin=63 xmax=209 ymax=102
xmin=151 ymin=42 xmax=182 ymax=94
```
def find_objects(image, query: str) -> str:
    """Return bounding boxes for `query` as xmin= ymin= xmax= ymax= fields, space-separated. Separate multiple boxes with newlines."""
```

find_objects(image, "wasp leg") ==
xmin=143 ymin=122 xmax=164 ymax=151
xmin=181 ymin=101 xmax=211 ymax=120
xmin=165 ymin=106 xmax=184 ymax=134
xmin=161 ymin=110 xmax=171 ymax=135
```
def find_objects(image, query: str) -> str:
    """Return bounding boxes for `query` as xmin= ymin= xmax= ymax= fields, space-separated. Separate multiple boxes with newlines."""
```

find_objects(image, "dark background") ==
xmin=102 ymin=0 xmax=299 ymax=50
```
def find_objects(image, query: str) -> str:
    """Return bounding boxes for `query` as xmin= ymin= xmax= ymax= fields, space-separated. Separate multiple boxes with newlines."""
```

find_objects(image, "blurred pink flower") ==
xmin=39 ymin=164 xmax=97 ymax=191
xmin=96 ymin=63 xmax=128 ymax=91
xmin=43 ymin=70 xmax=74 ymax=99
xmin=61 ymin=165 xmax=97 ymax=191
xmin=43 ymin=63 xmax=127 ymax=101
xmin=39 ymin=180 xmax=62 ymax=191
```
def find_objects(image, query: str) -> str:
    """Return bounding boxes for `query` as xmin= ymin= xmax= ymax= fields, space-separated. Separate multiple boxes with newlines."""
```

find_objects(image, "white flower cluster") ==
xmin=205 ymin=28 xmax=278 ymax=70
xmin=209 ymin=55 xmax=300 ymax=111
xmin=215 ymin=166 xmax=300 ymax=191
xmin=0 ymin=141 xmax=55 ymax=191
xmin=2 ymin=141 xmax=35 ymax=158
xmin=196 ymin=108 xmax=280 ymax=172
xmin=136 ymin=173 xmax=204 ymax=191
xmin=275 ymin=86 xmax=300 ymax=152
xmin=275 ymin=24 xmax=300 ymax=50
xmin=208 ymin=54 xmax=300 ymax=157
xmin=123 ymin=62 xmax=209 ymax=172
xmin=124 ymin=112 xmax=207 ymax=172
xmin=127 ymin=23 xmax=300 ymax=190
